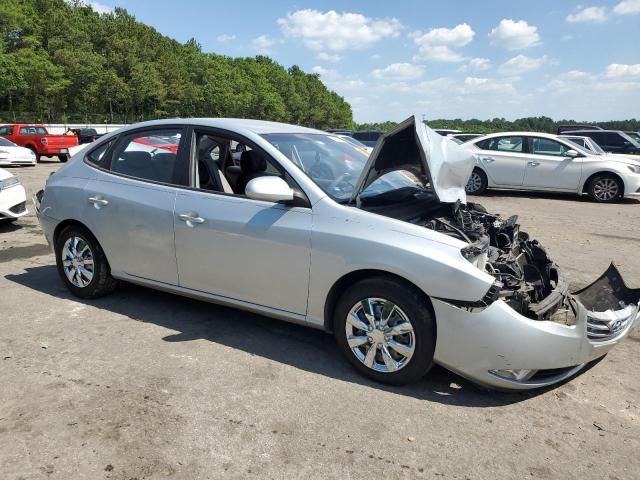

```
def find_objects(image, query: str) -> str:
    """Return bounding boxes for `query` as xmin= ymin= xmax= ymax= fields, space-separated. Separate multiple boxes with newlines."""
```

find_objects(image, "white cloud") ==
xmin=461 ymin=77 xmax=515 ymax=95
xmin=613 ymin=0 xmax=640 ymax=15
xmin=65 ymin=0 xmax=112 ymax=14
xmin=216 ymin=34 xmax=237 ymax=43
xmin=278 ymin=10 xmax=402 ymax=51
xmin=604 ymin=63 xmax=640 ymax=79
xmin=252 ymin=35 xmax=277 ymax=54
xmin=498 ymin=55 xmax=548 ymax=76
xmin=312 ymin=66 xmax=366 ymax=90
xmin=317 ymin=52 xmax=342 ymax=63
xmin=489 ymin=19 xmax=541 ymax=51
xmin=370 ymin=54 xmax=381 ymax=60
xmin=412 ymin=23 xmax=474 ymax=62
xmin=371 ymin=63 xmax=424 ymax=81
xmin=566 ymin=6 xmax=608 ymax=23
xmin=460 ymin=58 xmax=491 ymax=72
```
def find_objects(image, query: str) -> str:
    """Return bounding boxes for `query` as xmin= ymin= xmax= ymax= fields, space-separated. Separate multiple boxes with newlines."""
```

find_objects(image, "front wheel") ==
xmin=587 ymin=174 xmax=623 ymax=203
xmin=465 ymin=168 xmax=488 ymax=195
xmin=333 ymin=277 xmax=436 ymax=385
xmin=55 ymin=225 xmax=118 ymax=299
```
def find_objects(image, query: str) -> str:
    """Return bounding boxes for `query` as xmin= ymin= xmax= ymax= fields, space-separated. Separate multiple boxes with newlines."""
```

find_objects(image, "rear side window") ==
xmin=530 ymin=138 xmax=569 ymax=156
xmin=86 ymin=140 xmax=114 ymax=165
xmin=0 ymin=126 xmax=13 ymax=136
xmin=484 ymin=136 xmax=524 ymax=153
xmin=108 ymin=129 xmax=186 ymax=185
xmin=19 ymin=126 xmax=47 ymax=135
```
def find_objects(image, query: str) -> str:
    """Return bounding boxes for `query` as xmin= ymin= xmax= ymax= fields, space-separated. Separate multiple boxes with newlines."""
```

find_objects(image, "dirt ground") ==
xmin=1 ymin=160 xmax=639 ymax=480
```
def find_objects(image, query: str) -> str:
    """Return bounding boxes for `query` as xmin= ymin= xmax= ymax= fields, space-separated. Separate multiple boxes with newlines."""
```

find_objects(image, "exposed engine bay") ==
xmin=362 ymin=195 xmax=564 ymax=320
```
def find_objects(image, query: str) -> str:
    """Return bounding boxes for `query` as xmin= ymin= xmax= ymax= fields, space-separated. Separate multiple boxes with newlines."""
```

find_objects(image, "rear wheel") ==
xmin=333 ymin=277 xmax=436 ymax=385
xmin=55 ymin=225 xmax=118 ymax=299
xmin=465 ymin=168 xmax=488 ymax=195
xmin=587 ymin=174 xmax=623 ymax=203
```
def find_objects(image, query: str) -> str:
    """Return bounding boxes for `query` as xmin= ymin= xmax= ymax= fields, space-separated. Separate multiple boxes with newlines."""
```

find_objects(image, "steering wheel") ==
xmin=328 ymin=172 xmax=355 ymax=193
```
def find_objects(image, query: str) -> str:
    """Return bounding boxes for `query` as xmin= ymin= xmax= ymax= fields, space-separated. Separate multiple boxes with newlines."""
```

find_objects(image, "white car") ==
xmin=0 ymin=168 xmax=28 ymax=221
xmin=0 ymin=136 xmax=36 ymax=166
xmin=463 ymin=132 xmax=640 ymax=202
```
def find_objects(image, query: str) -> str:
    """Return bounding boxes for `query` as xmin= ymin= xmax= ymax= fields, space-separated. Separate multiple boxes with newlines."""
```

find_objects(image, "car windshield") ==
xmin=0 ymin=137 xmax=16 ymax=147
xmin=626 ymin=132 xmax=640 ymax=142
xmin=262 ymin=133 xmax=427 ymax=202
xmin=566 ymin=138 xmax=604 ymax=155
xmin=339 ymin=135 xmax=369 ymax=149
xmin=621 ymin=132 xmax=640 ymax=147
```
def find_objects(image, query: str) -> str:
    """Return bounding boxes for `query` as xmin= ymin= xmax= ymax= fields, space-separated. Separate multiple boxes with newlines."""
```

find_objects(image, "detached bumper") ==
xmin=433 ymin=264 xmax=640 ymax=390
xmin=0 ymin=184 xmax=28 ymax=219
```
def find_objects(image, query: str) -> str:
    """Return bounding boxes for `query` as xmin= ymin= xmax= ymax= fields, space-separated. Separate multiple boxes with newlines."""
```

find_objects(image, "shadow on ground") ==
xmin=6 ymin=264 xmax=592 ymax=407
xmin=472 ymin=189 xmax=640 ymax=204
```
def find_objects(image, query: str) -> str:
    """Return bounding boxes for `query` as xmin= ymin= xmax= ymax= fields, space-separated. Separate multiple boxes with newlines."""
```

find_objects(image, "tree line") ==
xmin=0 ymin=0 xmax=353 ymax=128
xmin=356 ymin=117 xmax=640 ymax=134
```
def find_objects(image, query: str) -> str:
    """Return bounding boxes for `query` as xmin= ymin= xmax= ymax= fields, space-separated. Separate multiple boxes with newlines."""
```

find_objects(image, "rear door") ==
xmin=474 ymin=136 xmax=527 ymax=186
xmin=522 ymin=137 xmax=582 ymax=190
xmin=81 ymin=127 xmax=189 ymax=285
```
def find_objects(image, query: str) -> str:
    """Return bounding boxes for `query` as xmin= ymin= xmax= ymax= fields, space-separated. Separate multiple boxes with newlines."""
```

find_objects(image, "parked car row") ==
xmin=0 ymin=124 xmax=78 ymax=162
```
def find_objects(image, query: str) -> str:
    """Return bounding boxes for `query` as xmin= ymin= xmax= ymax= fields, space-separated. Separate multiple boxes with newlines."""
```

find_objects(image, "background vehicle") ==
xmin=433 ymin=129 xmax=461 ymax=136
xmin=337 ymin=134 xmax=373 ymax=154
xmin=565 ymin=130 xmax=640 ymax=155
xmin=464 ymin=132 xmax=640 ymax=202
xmin=351 ymin=130 xmax=383 ymax=147
xmin=34 ymin=117 xmax=639 ymax=390
xmin=0 ymin=137 xmax=36 ymax=166
xmin=556 ymin=125 xmax=603 ymax=135
xmin=0 ymin=168 xmax=27 ymax=221
xmin=449 ymin=133 xmax=484 ymax=144
xmin=0 ymin=124 xmax=78 ymax=162
xmin=71 ymin=128 xmax=104 ymax=144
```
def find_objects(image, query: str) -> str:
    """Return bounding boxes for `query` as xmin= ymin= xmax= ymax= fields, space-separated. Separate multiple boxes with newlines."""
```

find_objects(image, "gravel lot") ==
xmin=1 ymin=161 xmax=639 ymax=480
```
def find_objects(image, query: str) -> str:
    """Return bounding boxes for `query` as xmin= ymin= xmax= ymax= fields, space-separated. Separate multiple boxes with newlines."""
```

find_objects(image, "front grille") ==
xmin=587 ymin=313 xmax=634 ymax=341
xmin=530 ymin=366 xmax=580 ymax=381
xmin=9 ymin=201 xmax=26 ymax=214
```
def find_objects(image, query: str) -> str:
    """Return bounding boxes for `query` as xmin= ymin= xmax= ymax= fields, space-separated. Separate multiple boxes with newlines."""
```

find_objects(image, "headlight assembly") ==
xmin=0 ymin=176 xmax=21 ymax=191
xmin=627 ymin=165 xmax=640 ymax=174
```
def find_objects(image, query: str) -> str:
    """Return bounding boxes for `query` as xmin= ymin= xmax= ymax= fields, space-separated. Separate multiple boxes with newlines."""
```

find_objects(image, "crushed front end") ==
xmin=415 ymin=202 xmax=640 ymax=389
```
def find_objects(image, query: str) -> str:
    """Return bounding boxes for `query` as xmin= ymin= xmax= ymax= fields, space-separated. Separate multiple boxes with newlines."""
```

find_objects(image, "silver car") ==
xmin=34 ymin=116 xmax=640 ymax=390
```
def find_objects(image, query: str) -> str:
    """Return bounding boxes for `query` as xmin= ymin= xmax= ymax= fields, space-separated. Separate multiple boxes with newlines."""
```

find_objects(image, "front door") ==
xmin=522 ymin=137 xmax=582 ymax=190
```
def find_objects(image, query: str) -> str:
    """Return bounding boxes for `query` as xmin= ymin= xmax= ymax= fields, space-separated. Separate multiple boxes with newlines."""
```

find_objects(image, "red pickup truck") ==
xmin=0 ymin=124 xmax=79 ymax=162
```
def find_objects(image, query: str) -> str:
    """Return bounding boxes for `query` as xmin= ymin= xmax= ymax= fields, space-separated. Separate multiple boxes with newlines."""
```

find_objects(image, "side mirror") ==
xmin=566 ymin=149 xmax=580 ymax=158
xmin=245 ymin=176 xmax=294 ymax=203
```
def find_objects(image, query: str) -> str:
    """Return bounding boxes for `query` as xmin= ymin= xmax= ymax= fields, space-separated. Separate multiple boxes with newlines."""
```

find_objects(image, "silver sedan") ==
xmin=34 ymin=116 xmax=640 ymax=390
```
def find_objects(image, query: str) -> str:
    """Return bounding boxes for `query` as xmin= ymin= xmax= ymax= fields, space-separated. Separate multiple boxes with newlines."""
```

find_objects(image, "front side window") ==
xmin=109 ymin=129 xmax=184 ymax=184
xmin=530 ymin=138 xmax=570 ymax=156
xmin=485 ymin=136 xmax=524 ymax=153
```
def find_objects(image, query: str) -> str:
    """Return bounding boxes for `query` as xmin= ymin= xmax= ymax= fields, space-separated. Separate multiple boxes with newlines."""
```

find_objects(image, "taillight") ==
xmin=40 ymin=138 xmax=48 ymax=145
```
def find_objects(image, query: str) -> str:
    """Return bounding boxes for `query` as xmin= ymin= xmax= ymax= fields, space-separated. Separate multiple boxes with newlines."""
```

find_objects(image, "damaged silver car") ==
xmin=34 ymin=116 xmax=640 ymax=390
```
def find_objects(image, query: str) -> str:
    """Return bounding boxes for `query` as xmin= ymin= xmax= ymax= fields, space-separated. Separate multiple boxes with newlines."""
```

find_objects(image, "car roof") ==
xmin=476 ymin=132 xmax=566 ymax=140
xmin=114 ymin=118 xmax=325 ymax=136
xmin=567 ymin=129 xmax=624 ymax=134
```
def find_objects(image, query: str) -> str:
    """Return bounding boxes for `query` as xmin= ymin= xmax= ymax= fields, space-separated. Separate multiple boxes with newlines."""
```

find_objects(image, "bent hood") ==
xmin=350 ymin=115 xmax=475 ymax=204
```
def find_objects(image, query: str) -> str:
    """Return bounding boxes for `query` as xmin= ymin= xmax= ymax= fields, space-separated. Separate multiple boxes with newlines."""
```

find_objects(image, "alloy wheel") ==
xmin=466 ymin=171 xmax=483 ymax=193
xmin=345 ymin=298 xmax=415 ymax=373
xmin=61 ymin=236 xmax=94 ymax=288
xmin=593 ymin=177 xmax=619 ymax=201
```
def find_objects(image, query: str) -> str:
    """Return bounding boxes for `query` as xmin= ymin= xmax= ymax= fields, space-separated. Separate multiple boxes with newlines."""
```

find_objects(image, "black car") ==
xmin=71 ymin=128 xmax=104 ymax=144
xmin=351 ymin=130 xmax=384 ymax=147
xmin=568 ymin=129 xmax=640 ymax=155
xmin=556 ymin=125 xmax=603 ymax=135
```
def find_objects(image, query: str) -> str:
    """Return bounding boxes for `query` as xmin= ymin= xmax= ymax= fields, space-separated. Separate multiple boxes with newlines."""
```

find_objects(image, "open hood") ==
xmin=350 ymin=115 xmax=475 ymax=204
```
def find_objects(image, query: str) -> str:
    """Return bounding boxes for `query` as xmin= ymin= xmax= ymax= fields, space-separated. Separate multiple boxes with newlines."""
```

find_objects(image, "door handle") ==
xmin=527 ymin=161 xmax=541 ymax=167
xmin=88 ymin=196 xmax=108 ymax=208
xmin=179 ymin=212 xmax=205 ymax=227
xmin=481 ymin=157 xmax=495 ymax=163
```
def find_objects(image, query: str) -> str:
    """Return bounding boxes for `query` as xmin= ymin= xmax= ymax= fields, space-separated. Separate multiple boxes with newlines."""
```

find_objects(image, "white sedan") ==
xmin=0 ymin=168 xmax=28 ymax=221
xmin=463 ymin=132 xmax=640 ymax=202
xmin=0 ymin=136 xmax=36 ymax=166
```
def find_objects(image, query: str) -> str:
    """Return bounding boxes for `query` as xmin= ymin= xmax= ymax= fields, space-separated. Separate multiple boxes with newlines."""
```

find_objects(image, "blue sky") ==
xmin=87 ymin=0 xmax=639 ymax=123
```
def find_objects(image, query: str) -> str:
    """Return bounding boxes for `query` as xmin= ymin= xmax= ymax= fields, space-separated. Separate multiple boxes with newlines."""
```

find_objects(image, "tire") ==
xmin=55 ymin=225 xmax=118 ymax=299
xmin=587 ymin=174 xmax=623 ymax=203
xmin=333 ymin=276 xmax=436 ymax=385
xmin=27 ymin=145 xmax=41 ymax=163
xmin=465 ymin=168 xmax=488 ymax=195
xmin=58 ymin=154 xmax=68 ymax=163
